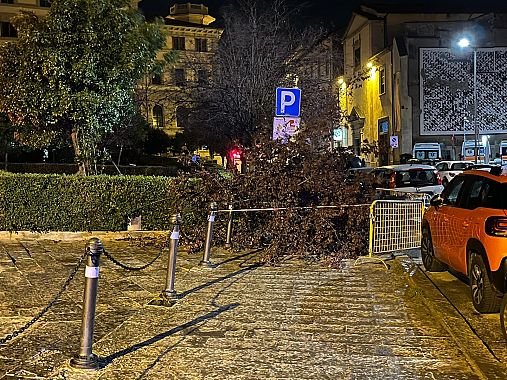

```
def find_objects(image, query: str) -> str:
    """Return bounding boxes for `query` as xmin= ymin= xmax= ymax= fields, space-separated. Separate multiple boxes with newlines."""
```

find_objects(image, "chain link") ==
xmin=102 ymin=239 xmax=169 ymax=271
xmin=0 ymin=250 xmax=87 ymax=345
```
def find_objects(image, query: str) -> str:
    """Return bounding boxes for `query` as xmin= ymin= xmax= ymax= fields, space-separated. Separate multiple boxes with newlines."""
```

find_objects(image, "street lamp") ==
xmin=457 ymin=37 xmax=479 ymax=163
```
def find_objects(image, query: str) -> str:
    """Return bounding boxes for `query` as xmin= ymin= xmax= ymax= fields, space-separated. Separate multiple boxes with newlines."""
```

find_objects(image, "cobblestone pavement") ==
xmin=0 ymin=237 xmax=505 ymax=379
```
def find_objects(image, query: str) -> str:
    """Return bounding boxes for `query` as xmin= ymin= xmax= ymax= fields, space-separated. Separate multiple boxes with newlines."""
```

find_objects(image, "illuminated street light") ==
xmin=458 ymin=38 xmax=471 ymax=48
xmin=457 ymin=36 xmax=478 ymax=163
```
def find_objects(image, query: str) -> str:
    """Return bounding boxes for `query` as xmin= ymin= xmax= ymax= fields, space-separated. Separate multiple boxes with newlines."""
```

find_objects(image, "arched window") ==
xmin=176 ymin=106 xmax=189 ymax=130
xmin=152 ymin=105 xmax=164 ymax=128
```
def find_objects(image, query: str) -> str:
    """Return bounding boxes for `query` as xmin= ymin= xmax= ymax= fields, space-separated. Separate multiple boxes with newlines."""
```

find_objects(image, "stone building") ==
xmin=0 ymin=0 xmax=50 ymax=44
xmin=340 ymin=4 xmax=507 ymax=165
xmin=137 ymin=3 xmax=223 ymax=136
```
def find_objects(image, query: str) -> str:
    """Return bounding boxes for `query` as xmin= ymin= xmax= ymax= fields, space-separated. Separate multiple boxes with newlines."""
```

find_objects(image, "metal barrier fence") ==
xmin=368 ymin=199 xmax=426 ymax=256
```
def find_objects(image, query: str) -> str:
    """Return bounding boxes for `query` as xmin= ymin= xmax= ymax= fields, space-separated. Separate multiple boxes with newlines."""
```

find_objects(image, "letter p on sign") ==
xmin=275 ymin=88 xmax=301 ymax=117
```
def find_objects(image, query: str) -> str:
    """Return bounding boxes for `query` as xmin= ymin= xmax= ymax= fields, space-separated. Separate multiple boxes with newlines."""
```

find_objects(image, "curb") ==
xmin=397 ymin=256 xmax=507 ymax=380
xmin=0 ymin=230 xmax=170 ymax=242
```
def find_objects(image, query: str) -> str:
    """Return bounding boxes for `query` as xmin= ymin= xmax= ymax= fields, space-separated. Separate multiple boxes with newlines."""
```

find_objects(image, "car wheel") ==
xmin=500 ymin=294 xmax=507 ymax=343
xmin=421 ymin=228 xmax=445 ymax=271
xmin=469 ymin=253 xmax=501 ymax=313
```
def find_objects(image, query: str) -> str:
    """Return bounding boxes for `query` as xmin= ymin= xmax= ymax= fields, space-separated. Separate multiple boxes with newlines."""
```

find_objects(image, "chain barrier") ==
xmin=0 ymin=250 xmax=87 ymax=345
xmin=102 ymin=238 xmax=168 ymax=271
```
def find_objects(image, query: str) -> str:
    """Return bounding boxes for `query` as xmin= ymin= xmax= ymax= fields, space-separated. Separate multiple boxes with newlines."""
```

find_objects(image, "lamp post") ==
xmin=458 ymin=37 xmax=479 ymax=164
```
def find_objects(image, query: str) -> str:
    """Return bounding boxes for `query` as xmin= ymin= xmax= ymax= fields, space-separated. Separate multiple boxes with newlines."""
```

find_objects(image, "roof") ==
xmin=164 ymin=18 xmax=222 ymax=29
xmin=377 ymin=164 xmax=437 ymax=171
xmin=461 ymin=168 xmax=507 ymax=183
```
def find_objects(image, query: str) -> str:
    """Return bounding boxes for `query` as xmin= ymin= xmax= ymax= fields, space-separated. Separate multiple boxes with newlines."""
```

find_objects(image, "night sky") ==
xmin=139 ymin=0 xmax=507 ymax=29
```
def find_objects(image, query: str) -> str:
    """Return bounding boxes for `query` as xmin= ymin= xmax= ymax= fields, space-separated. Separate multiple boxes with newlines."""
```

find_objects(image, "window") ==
xmin=195 ymin=38 xmax=208 ymax=52
xmin=480 ymin=180 xmax=507 ymax=209
xmin=151 ymin=73 xmax=162 ymax=85
xmin=394 ymin=169 xmax=438 ymax=188
xmin=39 ymin=0 xmax=51 ymax=6
xmin=152 ymin=105 xmax=164 ymax=128
xmin=379 ymin=67 xmax=386 ymax=95
xmin=172 ymin=36 xmax=185 ymax=50
xmin=176 ymin=106 xmax=189 ymax=129
xmin=450 ymin=162 xmax=472 ymax=170
xmin=353 ymin=40 xmax=361 ymax=69
xmin=0 ymin=21 xmax=16 ymax=38
xmin=197 ymin=69 xmax=208 ymax=84
xmin=1 ymin=0 xmax=14 ymax=4
xmin=464 ymin=177 xmax=487 ymax=210
xmin=174 ymin=69 xmax=185 ymax=86
xmin=436 ymin=163 xmax=448 ymax=171
xmin=442 ymin=176 xmax=466 ymax=206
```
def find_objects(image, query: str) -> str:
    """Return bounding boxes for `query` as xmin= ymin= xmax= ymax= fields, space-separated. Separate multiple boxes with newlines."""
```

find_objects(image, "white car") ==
xmin=370 ymin=164 xmax=444 ymax=196
xmin=435 ymin=161 xmax=474 ymax=186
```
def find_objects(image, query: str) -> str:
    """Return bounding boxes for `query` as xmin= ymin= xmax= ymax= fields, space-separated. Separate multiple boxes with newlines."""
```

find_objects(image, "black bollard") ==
xmin=163 ymin=214 xmax=181 ymax=300
xmin=70 ymin=238 xmax=103 ymax=370
xmin=201 ymin=202 xmax=217 ymax=267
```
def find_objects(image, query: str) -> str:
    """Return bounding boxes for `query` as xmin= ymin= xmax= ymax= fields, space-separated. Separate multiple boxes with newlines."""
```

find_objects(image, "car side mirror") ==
xmin=430 ymin=195 xmax=443 ymax=207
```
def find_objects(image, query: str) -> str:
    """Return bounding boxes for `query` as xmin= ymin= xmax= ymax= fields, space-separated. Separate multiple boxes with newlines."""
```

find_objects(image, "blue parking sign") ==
xmin=275 ymin=88 xmax=301 ymax=117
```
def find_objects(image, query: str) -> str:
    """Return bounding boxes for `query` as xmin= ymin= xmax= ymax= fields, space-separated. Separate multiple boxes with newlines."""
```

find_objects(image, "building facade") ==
xmin=0 ymin=0 xmax=50 ymax=44
xmin=341 ymin=5 xmax=507 ymax=165
xmin=138 ymin=3 xmax=223 ymax=136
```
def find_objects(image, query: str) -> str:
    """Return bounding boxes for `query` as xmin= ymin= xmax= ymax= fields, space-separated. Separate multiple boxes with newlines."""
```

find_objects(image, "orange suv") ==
xmin=422 ymin=168 xmax=507 ymax=313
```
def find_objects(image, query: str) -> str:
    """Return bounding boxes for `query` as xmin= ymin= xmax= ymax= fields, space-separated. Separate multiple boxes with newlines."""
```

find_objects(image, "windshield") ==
xmin=395 ymin=169 xmax=437 ymax=188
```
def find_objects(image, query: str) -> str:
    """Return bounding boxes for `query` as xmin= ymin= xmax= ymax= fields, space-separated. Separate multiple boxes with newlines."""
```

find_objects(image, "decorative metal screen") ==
xmin=420 ymin=47 xmax=507 ymax=136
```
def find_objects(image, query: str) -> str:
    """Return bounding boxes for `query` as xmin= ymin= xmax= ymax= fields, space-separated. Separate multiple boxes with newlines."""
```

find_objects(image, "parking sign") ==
xmin=275 ymin=88 xmax=301 ymax=117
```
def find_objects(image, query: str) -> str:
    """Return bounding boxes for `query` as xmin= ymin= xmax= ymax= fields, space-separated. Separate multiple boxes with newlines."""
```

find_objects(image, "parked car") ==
xmin=466 ymin=163 xmax=501 ymax=172
xmin=370 ymin=164 xmax=444 ymax=196
xmin=435 ymin=161 xmax=474 ymax=186
xmin=345 ymin=167 xmax=374 ymax=183
xmin=422 ymin=168 xmax=507 ymax=313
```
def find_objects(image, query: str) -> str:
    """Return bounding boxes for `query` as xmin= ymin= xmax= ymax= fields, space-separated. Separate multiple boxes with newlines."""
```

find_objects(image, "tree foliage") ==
xmin=0 ymin=0 xmax=165 ymax=174
xmin=177 ymin=121 xmax=375 ymax=265
xmin=184 ymin=0 xmax=337 ymax=153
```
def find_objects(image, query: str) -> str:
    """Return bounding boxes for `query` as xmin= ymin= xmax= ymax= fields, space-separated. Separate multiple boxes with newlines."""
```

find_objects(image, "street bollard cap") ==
xmin=87 ymin=238 xmax=104 ymax=255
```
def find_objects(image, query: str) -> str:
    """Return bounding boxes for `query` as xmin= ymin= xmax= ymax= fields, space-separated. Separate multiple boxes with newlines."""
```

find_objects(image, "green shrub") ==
xmin=0 ymin=173 xmax=200 ymax=232
xmin=0 ymin=162 xmax=181 ymax=176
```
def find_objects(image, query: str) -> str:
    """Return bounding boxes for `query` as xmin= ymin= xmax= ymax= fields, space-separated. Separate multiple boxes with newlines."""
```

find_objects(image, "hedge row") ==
xmin=0 ymin=163 xmax=181 ymax=177
xmin=0 ymin=173 xmax=203 ymax=232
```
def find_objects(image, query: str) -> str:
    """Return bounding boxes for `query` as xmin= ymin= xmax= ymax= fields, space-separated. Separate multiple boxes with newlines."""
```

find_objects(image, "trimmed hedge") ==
xmin=0 ymin=173 xmax=197 ymax=232
xmin=0 ymin=163 xmax=181 ymax=176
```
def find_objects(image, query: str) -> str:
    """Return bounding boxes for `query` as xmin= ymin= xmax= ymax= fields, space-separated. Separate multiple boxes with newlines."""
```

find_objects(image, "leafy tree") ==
xmin=0 ymin=0 xmax=165 ymax=174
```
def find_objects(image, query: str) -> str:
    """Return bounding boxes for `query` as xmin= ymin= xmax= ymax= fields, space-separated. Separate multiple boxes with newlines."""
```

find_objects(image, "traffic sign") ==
xmin=273 ymin=117 xmax=300 ymax=143
xmin=275 ymin=88 xmax=301 ymax=117
xmin=390 ymin=135 xmax=399 ymax=148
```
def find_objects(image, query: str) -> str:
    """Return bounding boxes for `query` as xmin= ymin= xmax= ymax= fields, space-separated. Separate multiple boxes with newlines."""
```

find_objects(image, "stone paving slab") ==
xmin=0 ymin=238 xmax=504 ymax=379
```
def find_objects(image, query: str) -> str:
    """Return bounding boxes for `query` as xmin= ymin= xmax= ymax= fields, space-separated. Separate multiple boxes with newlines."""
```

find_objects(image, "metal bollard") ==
xmin=225 ymin=204 xmax=233 ymax=249
xmin=70 ymin=238 xmax=103 ymax=370
xmin=201 ymin=202 xmax=217 ymax=267
xmin=164 ymin=214 xmax=181 ymax=300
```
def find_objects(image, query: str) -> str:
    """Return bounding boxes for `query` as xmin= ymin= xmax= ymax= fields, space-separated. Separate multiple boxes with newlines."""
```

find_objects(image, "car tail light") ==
xmin=435 ymin=170 xmax=442 ymax=185
xmin=389 ymin=172 xmax=396 ymax=189
xmin=485 ymin=217 xmax=507 ymax=237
